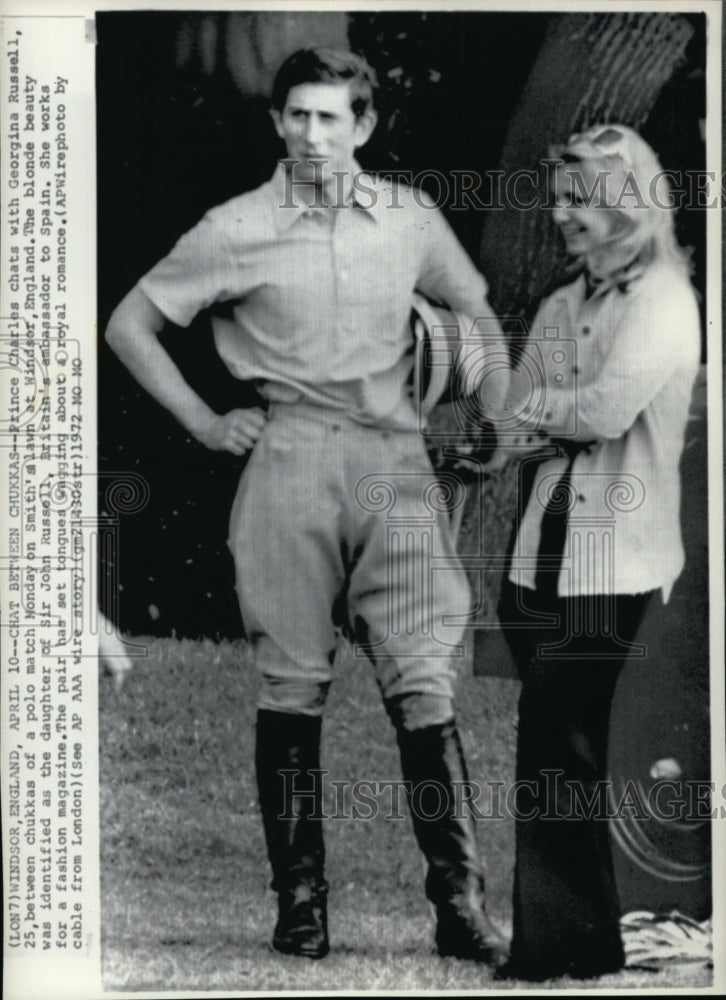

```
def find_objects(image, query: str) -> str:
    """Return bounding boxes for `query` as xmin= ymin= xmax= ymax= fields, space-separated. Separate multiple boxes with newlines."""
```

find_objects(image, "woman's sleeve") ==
xmin=524 ymin=275 xmax=701 ymax=441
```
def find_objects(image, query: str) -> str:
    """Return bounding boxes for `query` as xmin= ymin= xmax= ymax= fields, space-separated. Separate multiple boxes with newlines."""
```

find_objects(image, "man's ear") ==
xmin=270 ymin=107 xmax=284 ymax=141
xmin=354 ymin=110 xmax=378 ymax=150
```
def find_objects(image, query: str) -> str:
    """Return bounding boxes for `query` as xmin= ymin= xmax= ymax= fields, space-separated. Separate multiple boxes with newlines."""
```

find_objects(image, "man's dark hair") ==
xmin=271 ymin=47 xmax=377 ymax=118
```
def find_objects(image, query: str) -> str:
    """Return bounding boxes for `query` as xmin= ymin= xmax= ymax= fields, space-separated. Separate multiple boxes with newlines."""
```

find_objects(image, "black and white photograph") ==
xmin=1 ymin=2 xmax=723 ymax=997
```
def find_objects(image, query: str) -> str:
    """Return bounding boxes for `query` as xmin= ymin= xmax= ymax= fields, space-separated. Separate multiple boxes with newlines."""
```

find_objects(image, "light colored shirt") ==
xmin=508 ymin=260 xmax=700 ymax=601
xmin=139 ymin=163 xmax=493 ymax=430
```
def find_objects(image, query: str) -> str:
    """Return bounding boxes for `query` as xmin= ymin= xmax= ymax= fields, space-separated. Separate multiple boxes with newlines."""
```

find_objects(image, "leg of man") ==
xmin=349 ymin=429 xmax=507 ymax=966
xmin=228 ymin=406 xmax=349 ymax=959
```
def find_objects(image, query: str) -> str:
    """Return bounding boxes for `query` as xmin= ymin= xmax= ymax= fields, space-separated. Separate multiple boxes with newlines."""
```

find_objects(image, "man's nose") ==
xmin=304 ymin=115 xmax=323 ymax=143
xmin=552 ymin=204 xmax=569 ymax=226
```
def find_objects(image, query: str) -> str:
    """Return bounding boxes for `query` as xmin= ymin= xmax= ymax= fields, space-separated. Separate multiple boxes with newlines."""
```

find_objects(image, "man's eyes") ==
xmin=289 ymin=110 xmax=337 ymax=121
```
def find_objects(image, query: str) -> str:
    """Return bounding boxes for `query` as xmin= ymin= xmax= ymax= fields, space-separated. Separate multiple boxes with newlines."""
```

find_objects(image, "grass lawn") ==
xmin=99 ymin=636 xmax=712 ymax=993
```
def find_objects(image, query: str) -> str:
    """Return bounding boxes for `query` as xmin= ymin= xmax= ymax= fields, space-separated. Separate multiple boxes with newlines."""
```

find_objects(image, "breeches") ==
xmin=228 ymin=404 xmax=471 ymax=724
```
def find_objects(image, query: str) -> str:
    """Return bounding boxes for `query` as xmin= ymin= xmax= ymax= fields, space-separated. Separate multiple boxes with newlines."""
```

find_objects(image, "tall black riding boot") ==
xmin=396 ymin=719 xmax=507 ymax=967
xmin=255 ymin=709 xmax=329 ymax=959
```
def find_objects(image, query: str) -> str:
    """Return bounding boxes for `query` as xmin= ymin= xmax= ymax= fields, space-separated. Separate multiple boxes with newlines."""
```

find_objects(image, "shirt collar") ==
xmin=352 ymin=172 xmax=387 ymax=223
xmin=269 ymin=160 xmax=381 ymax=232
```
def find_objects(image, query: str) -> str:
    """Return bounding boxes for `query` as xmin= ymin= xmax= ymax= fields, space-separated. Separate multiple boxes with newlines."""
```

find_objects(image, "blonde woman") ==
xmin=495 ymin=125 xmax=701 ymax=981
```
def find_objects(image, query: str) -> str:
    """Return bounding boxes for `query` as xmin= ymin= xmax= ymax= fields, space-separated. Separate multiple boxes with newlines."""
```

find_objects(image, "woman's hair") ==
xmin=271 ymin=47 xmax=378 ymax=119
xmin=550 ymin=124 xmax=691 ymax=287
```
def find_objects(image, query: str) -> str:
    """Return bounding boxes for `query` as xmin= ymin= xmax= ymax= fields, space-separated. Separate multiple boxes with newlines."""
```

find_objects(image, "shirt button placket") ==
xmin=335 ymin=224 xmax=355 ymax=340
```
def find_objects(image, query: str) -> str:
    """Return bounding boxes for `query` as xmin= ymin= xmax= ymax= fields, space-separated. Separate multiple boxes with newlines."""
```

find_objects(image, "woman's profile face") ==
xmin=551 ymin=162 xmax=619 ymax=258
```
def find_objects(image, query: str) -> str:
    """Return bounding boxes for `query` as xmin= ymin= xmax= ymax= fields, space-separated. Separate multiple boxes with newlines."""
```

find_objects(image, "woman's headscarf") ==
xmin=550 ymin=124 xmax=689 ymax=290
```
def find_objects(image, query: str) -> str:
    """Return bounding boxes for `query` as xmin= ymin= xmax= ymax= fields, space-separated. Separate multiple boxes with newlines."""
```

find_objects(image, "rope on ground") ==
xmin=621 ymin=910 xmax=712 ymax=970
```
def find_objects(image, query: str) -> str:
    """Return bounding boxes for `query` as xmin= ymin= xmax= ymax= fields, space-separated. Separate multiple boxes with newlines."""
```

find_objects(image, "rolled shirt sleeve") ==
xmin=138 ymin=209 xmax=238 ymax=328
xmin=412 ymin=189 xmax=505 ymax=400
xmin=415 ymin=189 xmax=493 ymax=320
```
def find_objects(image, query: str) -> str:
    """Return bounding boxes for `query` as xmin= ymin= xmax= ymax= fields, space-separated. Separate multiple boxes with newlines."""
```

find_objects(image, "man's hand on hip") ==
xmin=194 ymin=407 xmax=268 ymax=455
